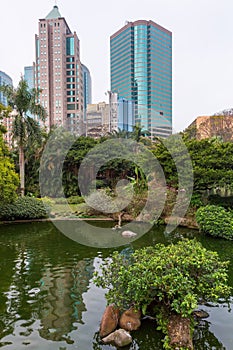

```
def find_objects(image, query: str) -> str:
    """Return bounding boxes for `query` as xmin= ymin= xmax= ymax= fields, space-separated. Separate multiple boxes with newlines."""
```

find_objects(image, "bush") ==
xmin=95 ymin=239 xmax=230 ymax=315
xmin=67 ymin=196 xmax=85 ymax=204
xmin=0 ymin=197 xmax=50 ymax=221
xmin=95 ymin=239 xmax=231 ymax=349
xmin=95 ymin=239 xmax=230 ymax=349
xmin=53 ymin=196 xmax=85 ymax=205
xmin=196 ymin=205 xmax=233 ymax=240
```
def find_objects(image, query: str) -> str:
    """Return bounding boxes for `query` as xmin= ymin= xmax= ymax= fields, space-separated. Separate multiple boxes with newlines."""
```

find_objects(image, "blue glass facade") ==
xmin=110 ymin=20 xmax=172 ymax=137
xmin=118 ymin=98 xmax=134 ymax=132
xmin=24 ymin=66 xmax=35 ymax=90
xmin=82 ymin=64 xmax=92 ymax=118
xmin=0 ymin=71 xmax=13 ymax=106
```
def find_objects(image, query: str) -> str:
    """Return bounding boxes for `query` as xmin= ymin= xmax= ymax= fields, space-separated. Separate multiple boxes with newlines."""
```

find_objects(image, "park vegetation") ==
xmin=94 ymin=239 xmax=231 ymax=349
xmin=1 ymin=80 xmax=233 ymax=348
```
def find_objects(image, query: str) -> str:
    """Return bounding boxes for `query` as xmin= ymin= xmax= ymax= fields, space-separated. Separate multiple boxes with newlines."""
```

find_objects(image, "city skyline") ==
xmin=1 ymin=0 xmax=233 ymax=132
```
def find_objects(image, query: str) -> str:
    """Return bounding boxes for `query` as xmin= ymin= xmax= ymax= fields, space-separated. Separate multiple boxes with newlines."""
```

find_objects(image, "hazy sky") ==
xmin=1 ymin=0 xmax=233 ymax=131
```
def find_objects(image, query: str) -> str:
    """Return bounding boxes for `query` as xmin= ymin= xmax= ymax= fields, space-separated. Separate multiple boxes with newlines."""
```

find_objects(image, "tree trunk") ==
xmin=167 ymin=314 xmax=193 ymax=350
xmin=19 ymin=145 xmax=25 ymax=196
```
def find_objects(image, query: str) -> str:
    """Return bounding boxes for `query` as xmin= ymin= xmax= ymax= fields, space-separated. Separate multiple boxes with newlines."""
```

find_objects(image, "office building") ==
xmin=82 ymin=64 xmax=92 ymax=113
xmin=110 ymin=20 xmax=172 ymax=138
xmin=0 ymin=71 xmax=13 ymax=106
xmin=0 ymin=71 xmax=13 ymax=145
xmin=34 ymin=5 xmax=86 ymax=133
xmin=24 ymin=66 xmax=35 ymax=90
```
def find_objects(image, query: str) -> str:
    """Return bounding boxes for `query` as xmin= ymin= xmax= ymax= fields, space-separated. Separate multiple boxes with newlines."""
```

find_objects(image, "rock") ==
xmin=121 ymin=230 xmax=137 ymax=237
xmin=102 ymin=329 xmax=132 ymax=347
xmin=119 ymin=306 xmax=141 ymax=331
xmin=193 ymin=309 xmax=209 ymax=319
xmin=99 ymin=304 xmax=120 ymax=338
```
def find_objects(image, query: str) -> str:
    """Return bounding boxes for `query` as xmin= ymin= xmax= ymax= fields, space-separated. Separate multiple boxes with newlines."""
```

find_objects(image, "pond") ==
xmin=0 ymin=221 xmax=233 ymax=349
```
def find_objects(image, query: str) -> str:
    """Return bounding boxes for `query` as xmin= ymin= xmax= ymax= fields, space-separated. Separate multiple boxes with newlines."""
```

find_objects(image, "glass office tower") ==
xmin=0 ymin=71 xmax=13 ymax=106
xmin=110 ymin=20 xmax=172 ymax=138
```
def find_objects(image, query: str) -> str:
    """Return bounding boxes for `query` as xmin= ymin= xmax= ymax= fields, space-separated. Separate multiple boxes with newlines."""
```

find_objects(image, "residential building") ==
xmin=34 ymin=5 xmax=85 ymax=133
xmin=110 ymin=20 xmax=172 ymax=138
xmin=85 ymin=102 xmax=109 ymax=137
xmin=187 ymin=111 xmax=233 ymax=142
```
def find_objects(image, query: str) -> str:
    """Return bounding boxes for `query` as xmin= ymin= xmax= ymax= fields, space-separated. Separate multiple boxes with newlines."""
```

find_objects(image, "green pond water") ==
xmin=0 ymin=221 xmax=233 ymax=349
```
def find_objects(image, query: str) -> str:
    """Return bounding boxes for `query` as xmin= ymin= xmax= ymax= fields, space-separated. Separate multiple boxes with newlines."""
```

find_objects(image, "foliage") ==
xmin=0 ymin=197 xmax=50 ymax=221
xmin=53 ymin=196 xmax=85 ymax=205
xmin=0 ymin=154 xmax=19 ymax=204
xmin=208 ymin=194 xmax=233 ymax=209
xmin=0 ymin=132 xmax=19 ymax=203
xmin=153 ymin=136 xmax=233 ymax=200
xmin=0 ymin=78 xmax=46 ymax=196
xmin=196 ymin=205 xmax=233 ymax=240
xmin=94 ymin=239 xmax=231 ymax=348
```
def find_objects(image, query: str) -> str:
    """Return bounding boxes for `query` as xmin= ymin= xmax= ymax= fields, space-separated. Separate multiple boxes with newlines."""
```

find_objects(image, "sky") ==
xmin=1 ymin=0 xmax=233 ymax=132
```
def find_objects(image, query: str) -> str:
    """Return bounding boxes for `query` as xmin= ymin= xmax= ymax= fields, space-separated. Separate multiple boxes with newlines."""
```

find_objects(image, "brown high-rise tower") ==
xmin=34 ymin=5 xmax=84 ymax=133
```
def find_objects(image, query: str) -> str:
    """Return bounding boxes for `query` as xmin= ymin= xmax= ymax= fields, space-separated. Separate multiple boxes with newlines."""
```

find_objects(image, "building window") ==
xmin=66 ymin=37 xmax=74 ymax=55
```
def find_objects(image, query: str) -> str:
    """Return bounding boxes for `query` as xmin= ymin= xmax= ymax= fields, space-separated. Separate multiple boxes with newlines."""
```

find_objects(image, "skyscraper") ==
xmin=82 ymin=64 xmax=92 ymax=111
xmin=34 ymin=5 xmax=86 ymax=133
xmin=110 ymin=20 xmax=172 ymax=138
xmin=0 ymin=71 xmax=13 ymax=106
xmin=24 ymin=66 xmax=35 ymax=90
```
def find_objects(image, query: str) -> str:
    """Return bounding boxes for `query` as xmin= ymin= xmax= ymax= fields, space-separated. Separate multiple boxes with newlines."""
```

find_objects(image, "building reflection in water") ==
xmin=39 ymin=258 xmax=94 ymax=342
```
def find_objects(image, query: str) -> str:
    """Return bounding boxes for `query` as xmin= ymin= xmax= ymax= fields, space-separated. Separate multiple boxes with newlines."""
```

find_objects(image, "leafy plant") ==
xmin=94 ymin=239 xmax=231 ymax=349
xmin=196 ymin=205 xmax=233 ymax=240
xmin=0 ymin=197 xmax=50 ymax=221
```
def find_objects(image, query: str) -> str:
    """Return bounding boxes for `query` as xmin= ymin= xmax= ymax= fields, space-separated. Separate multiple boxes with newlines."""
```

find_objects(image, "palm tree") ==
xmin=107 ymin=127 xmax=130 ymax=139
xmin=0 ymin=78 xmax=46 ymax=196
xmin=131 ymin=123 xmax=150 ymax=142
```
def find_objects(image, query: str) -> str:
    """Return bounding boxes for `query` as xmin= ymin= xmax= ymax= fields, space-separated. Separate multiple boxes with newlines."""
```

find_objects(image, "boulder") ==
xmin=193 ymin=309 xmax=209 ymax=319
xmin=102 ymin=329 xmax=132 ymax=347
xmin=121 ymin=230 xmax=137 ymax=237
xmin=119 ymin=306 xmax=141 ymax=331
xmin=99 ymin=304 xmax=120 ymax=338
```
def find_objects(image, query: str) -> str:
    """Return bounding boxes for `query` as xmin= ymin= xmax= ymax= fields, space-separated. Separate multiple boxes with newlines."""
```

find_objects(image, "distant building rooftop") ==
xmin=45 ymin=5 xmax=61 ymax=20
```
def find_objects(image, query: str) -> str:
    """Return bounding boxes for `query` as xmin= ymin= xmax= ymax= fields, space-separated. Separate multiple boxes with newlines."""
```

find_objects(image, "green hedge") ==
xmin=0 ymin=197 xmax=50 ymax=221
xmin=53 ymin=196 xmax=85 ymax=205
xmin=196 ymin=205 xmax=233 ymax=240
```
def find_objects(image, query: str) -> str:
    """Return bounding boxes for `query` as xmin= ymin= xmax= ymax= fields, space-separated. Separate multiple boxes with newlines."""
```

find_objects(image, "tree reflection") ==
xmin=193 ymin=320 xmax=226 ymax=349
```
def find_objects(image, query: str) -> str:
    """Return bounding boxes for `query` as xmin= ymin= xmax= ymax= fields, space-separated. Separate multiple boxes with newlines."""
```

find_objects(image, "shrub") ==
xmin=67 ymin=196 xmax=85 ymax=204
xmin=53 ymin=196 xmax=85 ymax=205
xmin=94 ymin=239 xmax=231 ymax=349
xmin=0 ymin=197 xmax=50 ymax=221
xmin=196 ymin=205 xmax=233 ymax=240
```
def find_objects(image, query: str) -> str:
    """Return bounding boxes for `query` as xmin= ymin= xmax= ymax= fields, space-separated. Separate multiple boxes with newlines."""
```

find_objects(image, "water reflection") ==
xmin=39 ymin=259 xmax=94 ymax=342
xmin=194 ymin=320 xmax=226 ymax=349
xmin=0 ymin=222 xmax=232 ymax=349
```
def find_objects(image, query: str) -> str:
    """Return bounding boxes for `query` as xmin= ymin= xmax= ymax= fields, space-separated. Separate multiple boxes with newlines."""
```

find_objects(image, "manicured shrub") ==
xmin=94 ymin=239 xmax=231 ymax=349
xmin=0 ymin=197 xmax=50 ymax=221
xmin=67 ymin=196 xmax=85 ymax=204
xmin=196 ymin=205 xmax=233 ymax=240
